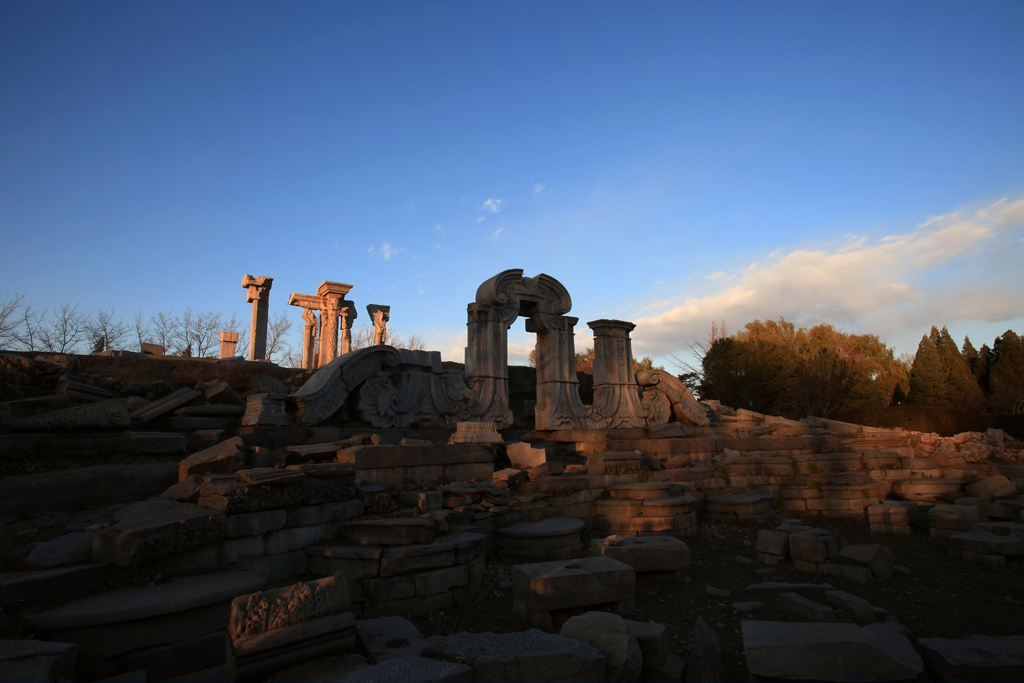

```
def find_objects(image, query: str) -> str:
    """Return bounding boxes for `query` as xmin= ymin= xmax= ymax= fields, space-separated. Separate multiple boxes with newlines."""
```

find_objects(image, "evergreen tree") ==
xmin=962 ymin=336 xmax=979 ymax=373
xmin=935 ymin=327 xmax=986 ymax=411
xmin=974 ymin=343 xmax=992 ymax=392
xmin=907 ymin=331 xmax=945 ymax=406
xmin=987 ymin=330 xmax=1024 ymax=413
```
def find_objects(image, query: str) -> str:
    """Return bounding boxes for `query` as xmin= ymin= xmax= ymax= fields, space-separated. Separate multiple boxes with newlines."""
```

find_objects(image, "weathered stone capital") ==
xmin=242 ymin=274 xmax=273 ymax=303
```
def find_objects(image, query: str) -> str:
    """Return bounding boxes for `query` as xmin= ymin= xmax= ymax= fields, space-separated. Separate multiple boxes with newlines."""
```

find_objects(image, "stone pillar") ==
xmin=339 ymin=300 xmax=357 ymax=355
xmin=287 ymin=292 xmax=322 ymax=370
xmin=218 ymin=331 xmax=239 ymax=359
xmin=587 ymin=319 xmax=650 ymax=428
xmin=317 ymin=281 xmax=353 ymax=367
xmin=241 ymin=275 xmax=273 ymax=361
xmin=528 ymin=312 xmax=592 ymax=430
xmin=366 ymin=304 xmax=391 ymax=345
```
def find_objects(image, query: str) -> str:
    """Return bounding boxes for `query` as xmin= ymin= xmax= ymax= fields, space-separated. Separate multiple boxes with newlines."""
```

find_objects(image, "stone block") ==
xmin=91 ymin=499 xmax=227 ymax=567
xmin=398 ymin=490 xmax=442 ymax=513
xmin=220 ymin=536 xmax=266 ymax=564
xmin=380 ymin=543 xmax=456 ymax=577
xmin=229 ymin=572 xmax=350 ymax=643
xmin=337 ymin=519 xmax=436 ymax=546
xmin=742 ymin=620 xmax=923 ymax=681
xmin=422 ymin=629 xmax=606 ymax=683
xmin=929 ymin=504 xmax=980 ymax=530
xmin=0 ymin=640 xmax=78 ymax=682
xmin=839 ymin=544 xmax=894 ymax=580
xmin=756 ymin=529 xmax=790 ymax=557
xmin=513 ymin=555 xmax=635 ymax=613
xmin=227 ymin=510 xmax=288 ymax=538
xmin=363 ymin=575 xmax=416 ymax=603
xmin=589 ymin=450 xmax=642 ymax=475
xmin=778 ymin=591 xmax=836 ymax=621
xmin=788 ymin=529 xmax=839 ymax=564
xmin=966 ymin=475 xmax=1017 ymax=500
xmin=686 ymin=616 xmax=724 ymax=683
xmin=625 ymin=619 xmax=669 ymax=671
xmin=414 ymin=565 xmax=469 ymax=597
xmin=591 ymin=535 xmax=690 ymax=572
xmin=645 ymin=653 xmax=685 ymax=683
xmin=355 ymin=616 xmax=424 ymax=661
xmin=561 ymin=611 xmax=642 ymax=682
xmin=287 ymin=499 xmax=364 ymax=527
xmin=265 ymin=524 xmax=332 ymax=555
xmin=707 ymin=493 xmax=774 ymax=515
xmin=238 ymin=550 xmax=308 ymax=582
xmin=948 ymin=547 xmax=1007 ymax=566
xmin=123 ymin=630 xmax=228 ymax=682
xmin=820 ymin=562 xmax=872 ymax=584
xmin=948 ymin=529 xmax=1024 ymax=556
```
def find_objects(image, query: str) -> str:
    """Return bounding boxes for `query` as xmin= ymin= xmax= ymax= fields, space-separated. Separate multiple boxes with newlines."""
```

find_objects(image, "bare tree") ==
xmin=150 ymin=310 xmax=180 ymax=352
xmin=86 ymin=308 xmax=130 ymax=353
xmin=265 ymin=310 xmax=293 ymax=362
xmin=14 ymin=304 xmax=41 ymax=351
xmin=132 ymin=309 xmax=151 ymax=351
xmin=178 ymin=307 xmax=222 ymax=358
xmin=37 ymin=302 xmax=88 ymax=353
xmin=668 ymin=319 xmax=728 ymax=393
xmin=0 ymin=293 xmax=25 ymax=349
xmin=350 ymin=325 xmax=375 ymax=351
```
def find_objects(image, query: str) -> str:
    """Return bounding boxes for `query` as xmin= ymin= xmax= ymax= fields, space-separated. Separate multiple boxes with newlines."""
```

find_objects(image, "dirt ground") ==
xmin=411 ymin=515 xmax=1024 ymax=681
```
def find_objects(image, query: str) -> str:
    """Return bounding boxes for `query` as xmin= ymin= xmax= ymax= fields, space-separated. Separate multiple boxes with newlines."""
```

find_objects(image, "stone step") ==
xmin=336 ymin=519 xmax=437 ymax=546
xmin=607 ymin=482 xmax=680 ymax=500
xmin=494 ymin=517 xmax=585 ymax=562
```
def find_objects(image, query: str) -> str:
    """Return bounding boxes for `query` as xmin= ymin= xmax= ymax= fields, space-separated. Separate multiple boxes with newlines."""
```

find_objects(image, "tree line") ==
xmin=682 ymin=319 xmax=1023 ymax=418
xmin=0 ymin=293 xmax=427 ymax=366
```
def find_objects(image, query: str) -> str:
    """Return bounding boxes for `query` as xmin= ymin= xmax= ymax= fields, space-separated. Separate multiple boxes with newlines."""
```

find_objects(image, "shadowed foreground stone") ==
xmin=422 ymin=629 xmax=606 ymax=682
xmin=339 ymin=656 xmax=473 ymax=683
xmin=742 ymin=620 xmax=922 ymax=681
xmin=685 ymin=617 xmax=723 ymax=682
xmin=560 ymin=612 xmax=641 ymax=683
xmin=918 ymin=635 xmax=1024 ymax=682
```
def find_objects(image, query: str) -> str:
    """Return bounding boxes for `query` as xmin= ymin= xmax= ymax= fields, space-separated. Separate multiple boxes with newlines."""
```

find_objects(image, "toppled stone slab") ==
xmin=779 ymin=592 xmax=835 ymax=621
xmin=918 ymin=635 xmax=1024 ymax=682
xmin=824 ymin=590 xmax=875 ymax=622
xmin=422 ymin=629 xmax=606 ymax=682
xmin=838 ymin=544 xmax=894 ymax=580
xmin=560 ymin=612 xmax=641 ymax=683
xmin=230 ymin=572 xmax=351 ymax=641
xmin=742 ymin=620 xmax=923 ymax=681
xmin=132 ymin=387 xmax=201 ymax=423
xmin=508 ymin=441 xmax=548 ymax=469
xmin=965 ymin=475 xmax=1017 ymax=500
xmin=949 ymin=530 xmax=1024 ymax=556
xmin=24 ymin=532 xmax=94 ymax=568
xmin=179 ymin=436 xmax=246 ymax=481
xmin=91 ymin=498 xmax=227 ymax=566
xmin=27 ymin=570 xmax=264 ymax=631
xmin=237 ymin=467 xmax=307 ymax=486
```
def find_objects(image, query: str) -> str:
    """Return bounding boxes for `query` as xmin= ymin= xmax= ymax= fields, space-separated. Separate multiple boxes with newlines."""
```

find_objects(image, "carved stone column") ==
xmin=528 ymin=313 xmax=591 ymax=430
xmin=241 ymin=275 xmax=273 ymax=361
xmin=218 ymin=331 xmax=239 ymax=359
xmin=288 ymin=292 xmax=322 ymax=370
xmin=317 ymin=281 xmax=353 ymax=367
xmin=366 ymin=304 xmax=391 ymax=345
xmin=588 ymin=319 xmax=660 ymax=428
xmin=464 ymin=302 xmax=516 ymax=426
xmin=339 ymin=300 xmax=357 ymax=354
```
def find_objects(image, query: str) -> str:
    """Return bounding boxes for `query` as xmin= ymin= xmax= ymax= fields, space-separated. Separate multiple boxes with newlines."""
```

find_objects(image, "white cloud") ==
xmin=533 ymin=183 xmax=546 ymax=196
xmin=368 ymin=242 xmax=406 ymax=260
xmin=630 ymin=197 xmax=1024 ymax=359
xmin=482 ymin=198 xmax=504 ymax=213
xmin=490 ymin=227 xmax=503 ymax=240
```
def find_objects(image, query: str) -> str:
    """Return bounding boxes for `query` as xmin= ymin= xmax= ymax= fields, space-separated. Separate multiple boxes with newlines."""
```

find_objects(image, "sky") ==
xmin=1 ymin=0 xmax=1022 ymax=369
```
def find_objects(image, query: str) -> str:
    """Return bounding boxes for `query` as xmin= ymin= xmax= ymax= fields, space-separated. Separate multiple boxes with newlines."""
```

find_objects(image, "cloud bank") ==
xmin=631 ymin=198 xmax=1024 ymax=358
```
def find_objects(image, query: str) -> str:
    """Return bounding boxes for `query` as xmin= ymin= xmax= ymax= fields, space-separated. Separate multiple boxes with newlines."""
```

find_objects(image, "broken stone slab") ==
xmin=27 ymin=570 xmax=264 ymax=631
xmin=965 ymin=475 xmax=1017 ymax=500
xmin=918 ymin=635 xmax=1024 ymax=682
xmin=237 ymin=467 xmax=307 ymax=486
xmin=778 ymin=592 xmax=836 ymax=621
xmin=379 ymin=543 xmax=456 ymax=577
xmin=685 ymin=616 xmax=724 ymax=683
xmin=91 ymin=498 xmax=228 ymax=567
xmin=230 ymin=573 xmax=351 ymax=641
xmin=742 ymin=620 xmax=922 ymax=681
xmin=356 ymin=616 xmax=425 ymax=662
xmin=339 ymin=656 xmax=473 ymax=683
xmin=607 ymin=482 xmax=680 ymax=500
xmin=242 ymin=393 xmax=291 ymax=427
xmin=422 ymin=629 xmax=606 ymax=682
xmin=560 ymin=612 xmax=642 ymax=683
xmin=507 ymin=441 xmax=548 ymax=469
xmin=820 ymin=563 xmax=872 ymax=584
xmin=732 ymin=601 xmax=764 ymax=613
xmin=131 ymin=387 xmax=202 ymax=423
xmin=949 ymin=530 xmax=1024 ymax=556
xmin=24 ymin=531 xmax=95 ymax=568
xmin=647 ymin=653 xmax=685 ymax=683
xmin=14 ymin=397 xmax=132 ymax=431
xmin=0 ymin=640 xmax=78 ymax=683
xmin=929 ymin=504 xmax=980 ymax=530
xmin=789 ymin=529 xmax=840 ymax=563
xmin=0 ymin=564 xmax=106 ymax=609
xmin=200 ymin=380 xmax=245 ymax=406
xmin=838 ymin=544 xmax=894 ymax=580
xmin=178 ymin=436 xmax=246 ymax=481
xmin=756 ymin=529 xmax=790 ymax=556
xmin=707 ymin=493 xmax=774 ymax=515
xmin=590 ymin=535 xmax=690 ymax=572
xmin=825 ymin=590 xmax=875 ymax=622
xmin=588 ymin=450 xmax=642 ymax=476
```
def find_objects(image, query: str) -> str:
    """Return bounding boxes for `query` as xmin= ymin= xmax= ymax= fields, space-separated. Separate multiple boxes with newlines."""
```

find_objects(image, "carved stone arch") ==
xmin=289 ymin=345 xmax=402 ymax=426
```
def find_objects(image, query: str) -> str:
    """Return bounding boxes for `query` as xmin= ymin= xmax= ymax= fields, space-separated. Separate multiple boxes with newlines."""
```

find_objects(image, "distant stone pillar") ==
xmin=218 ymin=331 xmax=239 ymax=359
xmin=366 ymin=304 xmax=391 ymax=345
xmin=317 ymin=281 xmax=354 ymax=366
xmin=288 ymin=292 xmax=322 ymax=370
xmin=339 ymin=300 xmax=357 ymax=355
xmin=242 ymin=275 xmax=273 ymax=361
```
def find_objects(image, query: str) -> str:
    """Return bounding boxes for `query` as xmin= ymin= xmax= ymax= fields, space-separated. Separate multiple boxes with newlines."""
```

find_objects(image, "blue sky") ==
xmin=2 ymin=1 xmax=1022 ymax=367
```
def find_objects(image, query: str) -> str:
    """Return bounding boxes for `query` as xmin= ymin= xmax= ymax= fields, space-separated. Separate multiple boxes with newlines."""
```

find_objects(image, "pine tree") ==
xmin=975 ymin=343 xmax=992 ymax=392
xmin=907 ymin=331 xmax=945 ymax=406
xmin=962 ymin=337 xmax=979 ymax=373
xmin=935 ymin=327 xmax=986 ymax=411
xmin=987 ymin=330 xmax=1024 ymax=413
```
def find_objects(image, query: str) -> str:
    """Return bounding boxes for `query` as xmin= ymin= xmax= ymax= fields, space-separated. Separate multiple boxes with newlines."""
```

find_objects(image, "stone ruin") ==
xmin=1 ymin=268 xmax=1023 ymax=682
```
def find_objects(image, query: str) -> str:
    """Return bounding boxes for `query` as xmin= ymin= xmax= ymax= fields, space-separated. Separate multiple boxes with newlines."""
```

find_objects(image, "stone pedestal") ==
xmin=242 ymin=275 xmax=273 ymax=361
xmin=219 ymin=331 xmax=239 ymax=359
